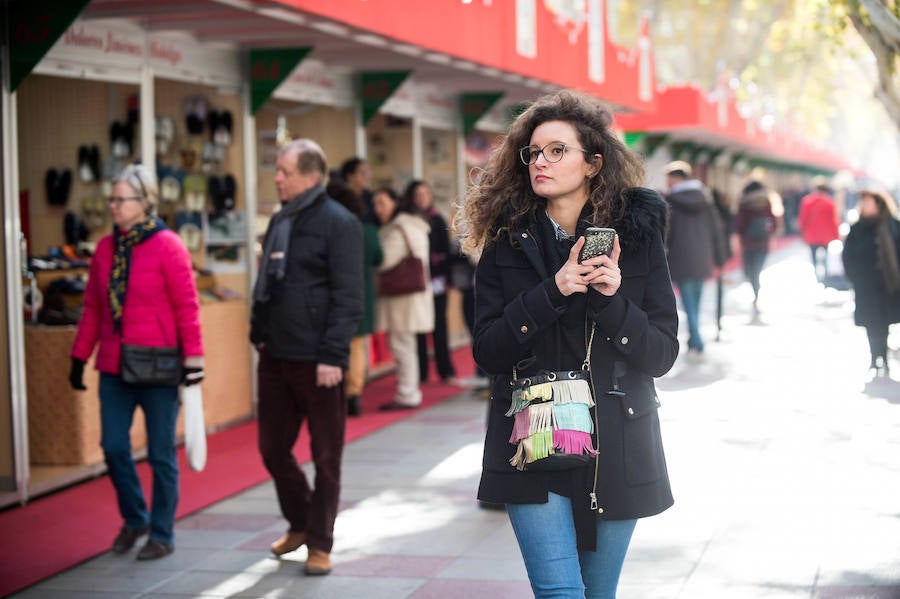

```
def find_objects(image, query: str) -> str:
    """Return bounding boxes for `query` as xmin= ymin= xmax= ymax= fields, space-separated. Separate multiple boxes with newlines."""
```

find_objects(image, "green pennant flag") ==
xmin=7 ymin=0 xmax=91 ymax=92
xmin=249 ymin=48 xmax=311 ymax=114
xmin=360 ymin=71 xmax=411 ymax=125
xmin=505 ymin=103 xmax=531 ymax=125
xmin=623 ymin=132 xmax=646 ymax=149
xmin=460 ymin=92 xmax=504 ymax=136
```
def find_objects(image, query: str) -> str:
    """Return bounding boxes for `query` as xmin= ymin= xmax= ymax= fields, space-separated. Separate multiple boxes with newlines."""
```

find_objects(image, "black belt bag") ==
xmin=120 ymin=344 xmax=182 ymax=386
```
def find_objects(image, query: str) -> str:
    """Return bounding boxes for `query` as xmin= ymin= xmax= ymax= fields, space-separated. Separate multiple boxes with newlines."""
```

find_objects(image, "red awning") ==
xmin=615 ymin=85 xmax=850 ymax=172
xmin=272 ymin=0 xmax=656 ymax=113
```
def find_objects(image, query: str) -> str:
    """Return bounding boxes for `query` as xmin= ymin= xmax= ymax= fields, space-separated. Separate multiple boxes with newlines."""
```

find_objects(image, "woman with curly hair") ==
xmin=459 ymin=90 xmax=679 ymax=598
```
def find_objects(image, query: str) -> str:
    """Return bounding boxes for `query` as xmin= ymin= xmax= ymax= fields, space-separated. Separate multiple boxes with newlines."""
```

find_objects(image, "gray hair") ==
xmin=114 ymin=164 xmax=159 ymax=216
xmin=279 ymin=139 xmax=328 ymax=182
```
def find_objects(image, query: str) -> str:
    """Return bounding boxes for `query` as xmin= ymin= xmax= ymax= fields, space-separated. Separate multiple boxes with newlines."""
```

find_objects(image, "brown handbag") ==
xmin=377 ymin=225 xmax=427 ymax=297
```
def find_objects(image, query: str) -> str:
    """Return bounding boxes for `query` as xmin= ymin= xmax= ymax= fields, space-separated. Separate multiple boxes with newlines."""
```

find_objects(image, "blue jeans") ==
xmin=675 ymin=278 xmax=704 ymax=352
xmin=507 ymin=493 xmax=637 ymax=599
xmin=99 ymin=374 xmax=180 ymax=545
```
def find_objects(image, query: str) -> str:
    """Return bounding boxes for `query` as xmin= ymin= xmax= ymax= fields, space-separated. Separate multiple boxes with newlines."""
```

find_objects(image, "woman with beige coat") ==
xmin=373 ymin=187 xmax=435 ymax=409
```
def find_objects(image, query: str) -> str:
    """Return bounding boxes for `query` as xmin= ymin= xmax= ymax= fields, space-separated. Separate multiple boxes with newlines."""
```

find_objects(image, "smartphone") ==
xmin=579 ymin=227 xmax=615 ymax=263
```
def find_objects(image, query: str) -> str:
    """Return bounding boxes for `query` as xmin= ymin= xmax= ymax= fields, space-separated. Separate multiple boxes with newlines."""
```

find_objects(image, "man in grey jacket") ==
xmin=250 ymin=139 xmax=363 ymax=576
xmin=662 ymin=160 xmax=726 ymax=356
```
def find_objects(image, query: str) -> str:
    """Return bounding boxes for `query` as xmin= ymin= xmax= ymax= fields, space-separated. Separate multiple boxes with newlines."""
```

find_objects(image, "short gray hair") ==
xmin=279 ymin=139 xmax=328 ymax=182
xmin=114 ymin=164 xmax=159 ymax=215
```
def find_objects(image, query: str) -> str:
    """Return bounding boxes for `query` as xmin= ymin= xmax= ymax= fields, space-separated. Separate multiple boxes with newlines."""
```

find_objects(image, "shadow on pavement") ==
xmin=862 ymin=376 xmax=900 ymax=404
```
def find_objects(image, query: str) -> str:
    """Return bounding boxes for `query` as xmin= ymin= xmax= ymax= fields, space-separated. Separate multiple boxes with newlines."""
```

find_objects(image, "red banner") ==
xmin=272 ymin=0 xmax=655 ymax=113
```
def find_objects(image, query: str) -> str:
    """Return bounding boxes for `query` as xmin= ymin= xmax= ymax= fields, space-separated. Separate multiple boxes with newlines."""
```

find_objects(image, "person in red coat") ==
xmin=69 ymin=164 xmax=204 ymax=560
xmin=798 ymin=177 xmax=840 ymax=282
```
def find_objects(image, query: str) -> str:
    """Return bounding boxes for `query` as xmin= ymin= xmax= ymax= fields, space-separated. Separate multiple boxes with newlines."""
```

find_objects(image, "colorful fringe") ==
xmin=522 ymin=382 xmax=553 ymax=402
xmin=509 ymin=402 xmax=554 ymax=444
xmin=552 ymin=403 xmax=593 ymax=434
xmin=553 ymin=430 xmax=598 ymax=456
xmin=505 ymin=389 xmax=528 ymax=417
xmin=509 ymin=430 xmax=553 ymax=469
xmin=550 ymin=379 xmax=594 ymax=407
xmin=507 ymin=375 xmax=598 ymax=470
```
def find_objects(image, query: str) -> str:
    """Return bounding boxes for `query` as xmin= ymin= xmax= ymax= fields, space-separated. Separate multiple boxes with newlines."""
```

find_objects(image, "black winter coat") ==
xmin=474 ymin=188 xmax=678 ymax=547
xmin=250 ymin=189 xmax=364 ymax=366
xmin=842 ymin=217 xmax=900 ymax=328
xmin=665 ymin=183 xmax=726 ymax=280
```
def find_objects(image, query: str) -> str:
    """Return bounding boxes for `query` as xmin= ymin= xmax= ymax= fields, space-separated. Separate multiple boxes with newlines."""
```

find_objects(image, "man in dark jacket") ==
xmin=662 ymin=161 xmax=726 ymax=355
xmin=250 ymin=139 xmax=363 ymax=576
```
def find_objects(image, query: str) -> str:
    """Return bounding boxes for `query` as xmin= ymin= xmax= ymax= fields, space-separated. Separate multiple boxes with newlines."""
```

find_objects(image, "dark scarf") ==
xmin=253 ymin=184 xmax=324 ymax=304
xmin=870 ymin=215 xmax=900 ymax=293
xmin=108 ymin=216 xmax=166 ymax=332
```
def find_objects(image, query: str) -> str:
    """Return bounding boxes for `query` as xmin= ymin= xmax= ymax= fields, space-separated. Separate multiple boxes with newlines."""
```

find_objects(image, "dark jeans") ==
xmin=809 ymin=244 xmax=828 ymax=282
xmin=99 ymin=374 xmax=180 ymax=545
xmin=742 ymin=248 xmax=768 ymax=301
xmin=675 ymin=278 xmax=704 ymax=352
xmin=257 ymin=353 xmax=346 ymax=553
xmin=866 ymin=325 xmax=889 ymax=366
xmin=417 ymin=292 xmax=456 ymax=381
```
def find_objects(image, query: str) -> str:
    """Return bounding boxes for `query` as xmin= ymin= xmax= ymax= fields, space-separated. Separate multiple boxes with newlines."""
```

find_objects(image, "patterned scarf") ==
xmin=108 ymin=216 xmax=166 ymax=332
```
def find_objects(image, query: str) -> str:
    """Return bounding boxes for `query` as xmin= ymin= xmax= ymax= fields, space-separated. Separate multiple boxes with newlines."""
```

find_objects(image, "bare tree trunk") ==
xmin=859 ymin=0 xmax=900 ymax=49
xmin=849 ymin=9 xmax=900 ymax=131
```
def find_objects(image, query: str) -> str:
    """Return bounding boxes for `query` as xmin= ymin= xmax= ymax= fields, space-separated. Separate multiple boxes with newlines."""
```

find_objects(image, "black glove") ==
xmin=69 ymin=358 xmax=87 ymax=391
xmin=181 ymin=366 xmax=205 ymax=386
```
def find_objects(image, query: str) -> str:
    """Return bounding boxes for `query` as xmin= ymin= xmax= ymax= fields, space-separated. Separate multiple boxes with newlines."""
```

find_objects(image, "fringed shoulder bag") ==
xmin=507 ymin=323 xmax=599 ymax=472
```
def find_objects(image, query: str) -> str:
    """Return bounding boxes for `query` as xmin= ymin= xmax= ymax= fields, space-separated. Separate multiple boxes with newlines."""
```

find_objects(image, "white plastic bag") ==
xmin=180 ymin=384 xmax=207 ymax=471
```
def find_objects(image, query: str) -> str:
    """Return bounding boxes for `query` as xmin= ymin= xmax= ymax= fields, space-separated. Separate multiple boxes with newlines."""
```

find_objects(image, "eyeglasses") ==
xmin=519 ymin=142 xmax=590 ymax=166
xmin=108 ymin=196 xmax=144 ymax=206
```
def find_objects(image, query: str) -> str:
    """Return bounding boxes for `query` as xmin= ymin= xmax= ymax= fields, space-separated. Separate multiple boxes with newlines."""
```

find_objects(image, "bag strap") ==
xmin=395 ymin=224 xmax=415 ymax=258
xmin=512 ymin=321 xmax=596 ymax=381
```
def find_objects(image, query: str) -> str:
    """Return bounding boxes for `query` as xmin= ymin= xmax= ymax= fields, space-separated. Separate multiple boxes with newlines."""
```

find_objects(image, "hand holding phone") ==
xmin=579 ymin=227 xmax=616 ymax=263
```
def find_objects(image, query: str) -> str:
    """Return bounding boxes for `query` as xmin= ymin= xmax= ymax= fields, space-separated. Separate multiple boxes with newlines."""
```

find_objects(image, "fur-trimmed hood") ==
xmin=509 ymin=186 xmax=669 ymax=251
xmin=613 ymin=187 xmax=669 ymax=250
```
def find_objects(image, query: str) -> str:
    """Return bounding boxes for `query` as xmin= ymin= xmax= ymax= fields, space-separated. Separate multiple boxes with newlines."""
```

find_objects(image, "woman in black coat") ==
xmin=459 ymin=90 xmax=678 ymax=598
xmin=734 ymin=180 xmax=777 ymax=321
xmin=842 ymin=189 xmax=900 ymax=376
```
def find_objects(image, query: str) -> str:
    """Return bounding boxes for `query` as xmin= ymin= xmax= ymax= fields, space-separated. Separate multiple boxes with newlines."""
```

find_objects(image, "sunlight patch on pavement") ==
xmin=198 ymin=570 xmax=270 ymax=597
xmin=420 ymin=442 xmax=483 ymax=485
xmin=335 ymin=488 xmax=462 ymax=551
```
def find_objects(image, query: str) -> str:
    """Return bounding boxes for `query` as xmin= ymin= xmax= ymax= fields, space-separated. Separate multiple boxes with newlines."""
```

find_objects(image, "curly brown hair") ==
xmin=457 ymin=90 xmax=644 ymax=254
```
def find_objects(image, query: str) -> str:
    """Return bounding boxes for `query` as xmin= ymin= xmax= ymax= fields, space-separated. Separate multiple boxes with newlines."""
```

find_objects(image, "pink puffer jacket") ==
xmin=71 ymin=229 xmax=203 ymax=374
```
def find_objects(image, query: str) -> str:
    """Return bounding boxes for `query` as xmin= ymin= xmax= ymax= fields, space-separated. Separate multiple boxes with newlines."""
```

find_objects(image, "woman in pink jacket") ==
xmin=69 ymin=164 xmax=204 ymax=560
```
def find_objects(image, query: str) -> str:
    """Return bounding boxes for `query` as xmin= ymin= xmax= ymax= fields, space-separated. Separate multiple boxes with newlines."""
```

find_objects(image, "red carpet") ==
xmin=0 ymin=347 xmax=477 ymax=598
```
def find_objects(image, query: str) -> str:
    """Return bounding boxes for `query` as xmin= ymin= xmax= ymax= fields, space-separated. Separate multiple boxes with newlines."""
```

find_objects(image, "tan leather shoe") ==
xmin=304 ymin=548 xmax=332 ymax=575
xmin=270 ymin=530 xmax=306 ymax=556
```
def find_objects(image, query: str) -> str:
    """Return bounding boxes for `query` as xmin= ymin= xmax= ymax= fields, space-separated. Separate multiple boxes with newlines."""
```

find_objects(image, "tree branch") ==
xmin=849 ymin=9 xmax=900 ymax=130
xmin=859 ymin=0 xmax=900 ymax=51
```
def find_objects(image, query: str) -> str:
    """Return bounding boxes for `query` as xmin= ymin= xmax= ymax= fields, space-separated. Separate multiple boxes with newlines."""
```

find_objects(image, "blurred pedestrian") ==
xmin=373 ymin=187 xmax=435 ymax=410
xmin=406 ymin=179 xmax=458 ymax=385
xmin=460 ymin=89 xmax=678 ymax=598
xmin=250 ymin=139 xmax=363 ymax=576
xmin=662 ymin=160 xmax=726 ymax=355
xmin=841 ymin=189 xmax=900 ymax=376
xmin=340 ymin=156 xmax=374 ymax=223
xmin=69 ymin=164 xmax=205 ymax=560
xmin=734 ymin=180 xmax=778 ymax=322
xmin=449 ymin=238 xmax=489 ymax=390
xmin=798 ymin=176 xmax=840 ymax=283
xmin=327 ymin=182 xmax=384 ymax=416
